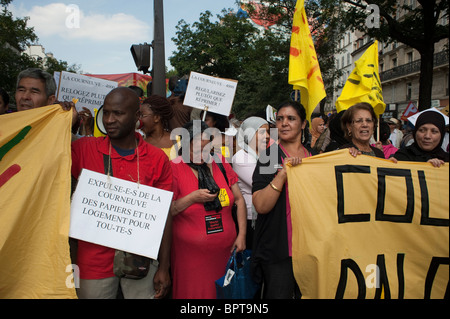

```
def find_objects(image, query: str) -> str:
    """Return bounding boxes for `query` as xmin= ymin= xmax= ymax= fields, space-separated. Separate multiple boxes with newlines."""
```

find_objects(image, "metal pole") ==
xmin=152 ymin=0 xmax=166 ymax=97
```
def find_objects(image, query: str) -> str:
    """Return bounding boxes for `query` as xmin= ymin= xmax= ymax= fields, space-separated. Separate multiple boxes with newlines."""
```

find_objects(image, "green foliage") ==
xmin=169 ymin=2 xmax=345 ymax=118
xmin=0 ymin=1 xmax=37 ymax=51
xmin=170 ymin=10 xmax=259 ymax=79
xmin=336 ymin=0 xmax=449 ymax=51
xmin=168 ymin=0 xmax=449 ymax=115
xmin=1 ymin=0 xmax=81 ymax=104
xmin=170 ymin=9 xmax=291 ymax=118
xmin=44 ymin=56 xmax=81 ymax=75
xmin=1 ymin=1 xmax=39 ymax=100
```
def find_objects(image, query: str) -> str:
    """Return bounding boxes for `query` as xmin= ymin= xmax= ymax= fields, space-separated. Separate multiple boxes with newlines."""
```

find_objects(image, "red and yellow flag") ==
xmin=288 ymin=0 xmax=326 ymax=121
xmin=0 ymin=105 xmax=77 ymax=299
xmin=336 ymin=40 xmax=386 ymax=116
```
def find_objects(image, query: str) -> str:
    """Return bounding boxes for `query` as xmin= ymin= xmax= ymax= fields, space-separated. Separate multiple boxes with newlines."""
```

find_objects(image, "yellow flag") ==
xmin=288 ymin=0 xmax=326 ymax=121
xmin=287 ymin=150 xmax=449 ymax=299
xmin=336 ymin=40 xmax=386 ymax=116
xmin=0 ymin=105 xmax=77 ymax=299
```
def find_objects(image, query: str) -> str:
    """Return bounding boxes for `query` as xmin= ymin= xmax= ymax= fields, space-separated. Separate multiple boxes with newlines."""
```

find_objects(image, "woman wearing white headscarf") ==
xmin=232 ymin=117 xmax=270 ymax=247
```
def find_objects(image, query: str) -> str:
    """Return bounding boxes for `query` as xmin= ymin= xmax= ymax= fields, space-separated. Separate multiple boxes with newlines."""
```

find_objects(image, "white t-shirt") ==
xmin=389 ymin=129 xmax=403 ymax=149
xmin=232 ymin=149 xmax=257 ymax=220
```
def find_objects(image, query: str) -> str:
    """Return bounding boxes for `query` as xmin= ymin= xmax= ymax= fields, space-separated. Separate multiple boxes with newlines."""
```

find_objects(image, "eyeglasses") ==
xmin=140 ymin=113 xmax=153 ymax=119
xmin=352 ymin=118 xmax=374 ymax=125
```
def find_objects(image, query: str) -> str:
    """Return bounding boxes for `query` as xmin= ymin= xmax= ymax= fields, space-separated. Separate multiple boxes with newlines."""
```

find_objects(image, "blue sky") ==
xmin=10 ymin=0 xmax=239 ymax=74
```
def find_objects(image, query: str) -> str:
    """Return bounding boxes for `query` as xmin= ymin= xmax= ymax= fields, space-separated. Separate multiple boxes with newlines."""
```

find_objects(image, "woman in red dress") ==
xmin=170 ymin=120 xmax=247 ymax=299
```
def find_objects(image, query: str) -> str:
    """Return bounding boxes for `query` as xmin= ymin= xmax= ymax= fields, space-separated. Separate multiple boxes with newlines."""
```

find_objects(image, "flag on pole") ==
xmin=336 ymin=40 xmax=386 ymax=116
xmin=0 ymin=105 xmax=77 ymax=299
xmin=288 ymin=0 xmax=326 ymax=121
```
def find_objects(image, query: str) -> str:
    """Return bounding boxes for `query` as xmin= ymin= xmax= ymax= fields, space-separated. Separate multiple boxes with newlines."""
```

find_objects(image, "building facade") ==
xmin=23 ymin=44 xmax=54 ymax=65
xmin=379 ymin=39 xmax=449 ymax=120
xmin=331 ymin=2 xmax=449 ymax=121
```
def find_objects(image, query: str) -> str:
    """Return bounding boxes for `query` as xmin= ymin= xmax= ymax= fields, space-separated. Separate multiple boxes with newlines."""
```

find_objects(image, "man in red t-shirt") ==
xmin=71 ymin=87 xmax=173 ymax=299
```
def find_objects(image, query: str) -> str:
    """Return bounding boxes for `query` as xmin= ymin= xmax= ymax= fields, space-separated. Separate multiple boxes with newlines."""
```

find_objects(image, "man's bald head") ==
xmin=102 ymin=87 xmax=141 ymax=142
xmin=105 ymin=87 xmax=140 ymax=113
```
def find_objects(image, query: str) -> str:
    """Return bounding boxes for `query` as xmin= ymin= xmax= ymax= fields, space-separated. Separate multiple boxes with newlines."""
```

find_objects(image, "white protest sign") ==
xmin=56 ymin=71 xmax=118 ymax=113
xmin=70 ymin=169 xmax=173 ymax=259
xmin=183 ymin=71 xmax=238 ymax=116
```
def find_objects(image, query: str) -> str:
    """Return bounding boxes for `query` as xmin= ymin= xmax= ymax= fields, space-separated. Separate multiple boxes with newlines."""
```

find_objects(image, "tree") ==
xmin=170 ymin=9 xmax=294 ymax=118
xmin=331 ymin=0 xmax=449 ymax=110
xmin=244 ymin=0 xmax=346 ymax=114
xmin=170 ymin=10 xmax=259 ymax=80
xmin=44 ymin=56 xmax=81 ymax=75
xmin=1 ymin=0 xmax=81 ymax=103
xmin=0 ymin=0 xmax=39 ymax=96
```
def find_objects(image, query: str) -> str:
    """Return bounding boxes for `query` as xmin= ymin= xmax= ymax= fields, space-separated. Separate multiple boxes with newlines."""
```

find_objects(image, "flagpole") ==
xmin=202 ymin=106 xmax=208 ymax=121
xmin=377 ymin=115 xmax=380 ymax=142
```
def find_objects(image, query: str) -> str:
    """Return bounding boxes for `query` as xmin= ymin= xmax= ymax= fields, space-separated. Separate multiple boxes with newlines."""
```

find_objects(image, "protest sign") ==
xmin=287 ymin=150 xmax=449 ymax=299
xmin=56 ymin=71 xmax=118 ymax=113
xmin=183 ymin=72 xmax=238 ymax=116
xmin=70 ymin=169 xmax=173 ymax=259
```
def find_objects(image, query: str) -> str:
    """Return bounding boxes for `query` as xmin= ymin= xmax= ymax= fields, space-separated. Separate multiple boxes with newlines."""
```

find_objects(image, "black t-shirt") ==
xmin=251 ymin=144 xmax=290 ymax=266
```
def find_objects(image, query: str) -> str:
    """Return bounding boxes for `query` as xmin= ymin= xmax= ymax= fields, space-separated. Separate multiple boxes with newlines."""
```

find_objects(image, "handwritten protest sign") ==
xmin=183 ymin=72 xmax=238 ymax=116
xmin=70 ymin=169 xmax=173 ymax=259
xmin=55 ymin=71 xmax=118 ymax=113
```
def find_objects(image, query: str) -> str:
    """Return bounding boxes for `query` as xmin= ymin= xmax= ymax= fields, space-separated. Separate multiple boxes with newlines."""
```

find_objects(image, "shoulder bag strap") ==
xmin=103 ymin=154 xmax=113 ymax=176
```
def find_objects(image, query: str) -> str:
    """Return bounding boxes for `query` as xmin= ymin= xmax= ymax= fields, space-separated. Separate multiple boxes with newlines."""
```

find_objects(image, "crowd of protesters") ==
xmin=1 ymin=68 xmax=448 ymax=299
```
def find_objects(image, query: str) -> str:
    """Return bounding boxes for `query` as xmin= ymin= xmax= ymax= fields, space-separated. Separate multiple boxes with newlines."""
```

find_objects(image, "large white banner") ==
xmin=70 ymin=169 xmax=173 ymax=259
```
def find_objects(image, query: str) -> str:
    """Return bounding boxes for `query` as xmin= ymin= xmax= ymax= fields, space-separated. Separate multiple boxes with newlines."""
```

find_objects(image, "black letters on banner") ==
xmin=335 ymin=254 xmax=407 ymax=299
xmin=424 ymin=257 xmax=449 ymax=299
xmin=335 ymin=259 xmax=366 ymax=299
xmin=335 ymin=165 xmax=449 ymax=226
xmin=418 ymin=171 xmax=449 ymax=227
xmin=375 ymin=168 xmax=414 ymax=223
xmin=397 ymin=253 xmax=405 ymax=299
xmin=374 ymin=254 xmax=391 ymax=299
xmin=335 ymin=165 xmax=371 ymax=223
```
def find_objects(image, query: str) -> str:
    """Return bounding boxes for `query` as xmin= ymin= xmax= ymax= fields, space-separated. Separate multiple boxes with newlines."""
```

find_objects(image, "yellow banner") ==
xmin=288 ymin=0 xmax=326 ymax=121
xmin=336 ymin=41 xmax=386 ymax=116
xmin=0 ymin=105 xmax=77 ymax=299
xmin=287 ymin=150 xmax=449 ymax=299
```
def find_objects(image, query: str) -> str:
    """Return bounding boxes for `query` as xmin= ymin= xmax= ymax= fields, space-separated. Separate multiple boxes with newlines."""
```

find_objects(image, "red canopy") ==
xmin=86 ymin=73 xmax=153 ymax=96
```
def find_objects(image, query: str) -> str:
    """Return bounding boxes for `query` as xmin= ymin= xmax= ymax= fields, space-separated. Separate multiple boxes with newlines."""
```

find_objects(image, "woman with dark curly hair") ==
xmin=140 ymin=95 xmax=175 ymax=158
